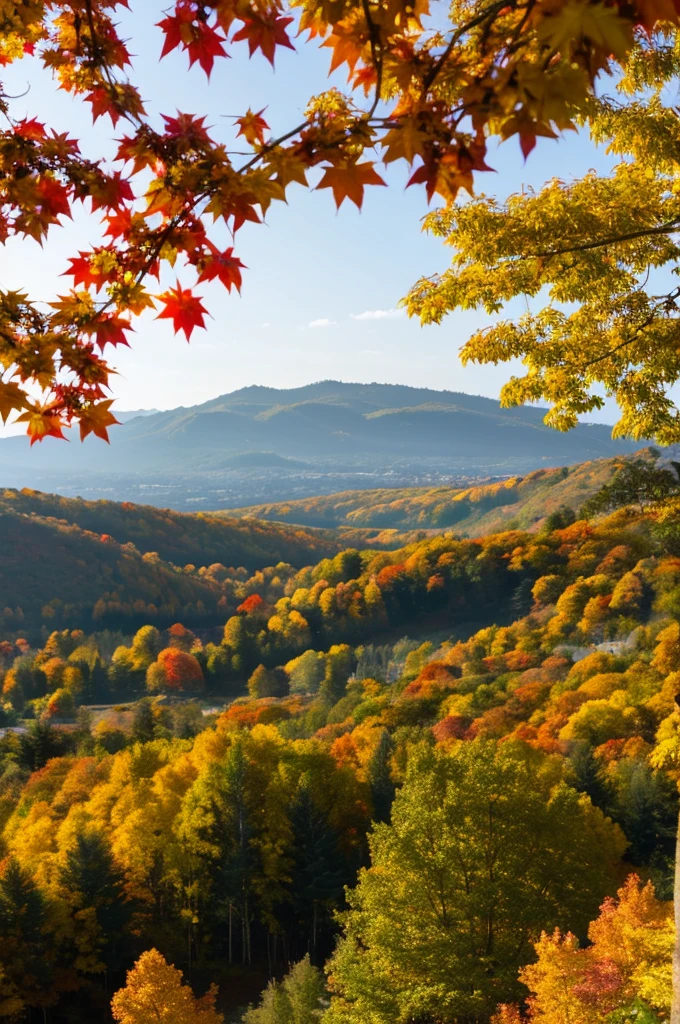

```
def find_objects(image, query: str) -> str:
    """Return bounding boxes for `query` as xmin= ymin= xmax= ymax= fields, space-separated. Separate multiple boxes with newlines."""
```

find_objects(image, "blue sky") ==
xmin=1 ymin=2 xmax=625 ymax=431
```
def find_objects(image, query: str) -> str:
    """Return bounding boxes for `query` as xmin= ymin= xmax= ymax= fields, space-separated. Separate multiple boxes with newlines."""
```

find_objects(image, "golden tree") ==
xmin=111 ymin=948 xmax=223 ymax=1024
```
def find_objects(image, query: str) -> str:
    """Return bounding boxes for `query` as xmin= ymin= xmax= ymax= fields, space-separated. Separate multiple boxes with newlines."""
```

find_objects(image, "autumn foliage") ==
xmin=1 ymin=494 xmax=680 ymax=1020
xmin=147 ymin=647 xmax=204 ymax=692
xmin=112 ymin=949 xmax=223 ymax=1024
xmin=2 ymin=0 xmax=679 ymax=441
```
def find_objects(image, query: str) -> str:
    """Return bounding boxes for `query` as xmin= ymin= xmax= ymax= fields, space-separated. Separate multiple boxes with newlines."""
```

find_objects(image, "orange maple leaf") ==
xmin=235 ymin=108 xmax=269 ymax=146
xmin=78 ymin=399 xmax=121 ymax=442
xmin=316 ymin=161 xmax=386 ymax=209
xmin=156 ymin=283 xmax=209 ymax=340
xmin=0 ymin=381 xmax=27 ymax=424
xmin=16 ymin=405 xmax=68 ymax=445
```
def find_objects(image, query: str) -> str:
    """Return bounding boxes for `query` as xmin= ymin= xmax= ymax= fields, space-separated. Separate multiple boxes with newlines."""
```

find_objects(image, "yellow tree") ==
xmin=406 ymin=32 xmax=680 ymax=444
xmin=110 ymin=948 xmax=223 ymax=1024
xmin=516 ymin=875 xmax=673 ymax=1023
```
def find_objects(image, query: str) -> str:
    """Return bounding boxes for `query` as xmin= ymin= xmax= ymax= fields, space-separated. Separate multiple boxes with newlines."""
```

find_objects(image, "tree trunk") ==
xmin=673 ymin=810 xmax=680 ymax=1024
xmin=228 ymin=902 xmax=233 ymax=966
xmin=312 ymin=899 xmax=318 ymax=962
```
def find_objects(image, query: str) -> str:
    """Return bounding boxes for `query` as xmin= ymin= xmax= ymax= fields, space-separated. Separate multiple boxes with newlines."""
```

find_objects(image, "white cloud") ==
xmin=308 ymin=318 xmax=337 ymax=328
xmin=351 ymin=308 xmax=405 ymax=321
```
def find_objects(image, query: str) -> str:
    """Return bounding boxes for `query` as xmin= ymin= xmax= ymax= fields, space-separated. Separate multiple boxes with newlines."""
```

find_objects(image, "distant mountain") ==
xmin=231 ymin=454 xmax=636 ymax=535
xmin=115 ymin=408 xmax=161 ymax=423
xmin=0 ymin=382 xmax=640 ymax=508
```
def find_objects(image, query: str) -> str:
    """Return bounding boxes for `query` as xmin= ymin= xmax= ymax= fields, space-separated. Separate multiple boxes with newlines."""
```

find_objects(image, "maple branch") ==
xmin=83 ymin=0 xmax=144 ymax=127
xmin=521 ymin=219 xmax=680 ymax=259
xmin=90 ymin=208 xmax=196 ymax=327
xmin=361 ymin=0 xmax=384 ymax=117
xmin=571 ymin=287 xmax=680 ymax=370
xmin=237 ymin=120 xmax=309 ymax=173
xmin=421 ymin=0 xmax=512 ymax=92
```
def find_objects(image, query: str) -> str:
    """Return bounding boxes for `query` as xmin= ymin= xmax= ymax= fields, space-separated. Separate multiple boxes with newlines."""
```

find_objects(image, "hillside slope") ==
xmin=0 ymin=489 xmax=341 ymax=569
xmin=230 ymin=455 xmax=627 ymax=533
xmin=0 ymin=489 xmax=346 ymax=637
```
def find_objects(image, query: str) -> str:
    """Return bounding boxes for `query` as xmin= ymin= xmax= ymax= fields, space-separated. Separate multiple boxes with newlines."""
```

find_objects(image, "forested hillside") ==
xmin=1 ymin=485 xmax=680 ymax=1022
xmin=0 ymin=489 xmax=346 ymax=637
xmin=232 ymin=453 xmax=637 ymax=532
xmin=0 ymin=489 xmax=341 ymax=569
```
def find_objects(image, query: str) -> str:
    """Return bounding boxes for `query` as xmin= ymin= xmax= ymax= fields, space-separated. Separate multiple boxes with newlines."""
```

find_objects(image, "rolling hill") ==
xmin=0 ymin=382 xmax=639 ymax=509
xmin=230 ymin=454 xmax=639 ymax=534
xmin=0 ymin=489 xmax=345 ymax=637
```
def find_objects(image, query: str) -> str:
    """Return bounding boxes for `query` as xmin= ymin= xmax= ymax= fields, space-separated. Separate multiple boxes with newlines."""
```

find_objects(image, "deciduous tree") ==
xmin=111 ymin=948 xmax=223 ymax=1024
xmin=326 ymin=739 xmax=626 ymax=1023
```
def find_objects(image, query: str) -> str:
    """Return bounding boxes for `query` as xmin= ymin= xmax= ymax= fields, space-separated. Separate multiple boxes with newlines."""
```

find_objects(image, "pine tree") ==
xmin=367 ymin=730 xmax=396 ymax=824
xmin=287 ymin=781 xmax=346 ymax=961
xmin=59 ymin=831 xmax=133 ymax=974
xmin=132 ymin=697 xmax=156 ymax=743
xmin=0 ymin=859 xmax=52 ymax=1015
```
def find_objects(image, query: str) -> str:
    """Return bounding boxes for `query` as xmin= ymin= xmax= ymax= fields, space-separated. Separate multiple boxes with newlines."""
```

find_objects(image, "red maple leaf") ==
xmin=81 ymin=315 xmax=134 ymax=351
xmin=158 ymin=2 xmax=195 ymax=56
xmin=36 ymin=176 xmax=72 ymax=220
xmin=14 ymin=117 xmax=46 ymax=140
xmin=90 ymin=172 xmax=135 ymax=212
xmin=85 ymin=85 xmax=124 ymax=126
xmin=162 ymin=111 xmax=213 ymax=144
xmin=158 ymin=4 xmax=228 ymax=77
xmin=232 ymin=14 xmax=294 ymax=65
xmin=198 ymin=246 xmax=246 ymax=292
xmin=156 ymin=283 xmax=209 ymax=340
xmin=102 ymin=207 xmax=133 ymax=238
xmin=186 ymin=22 xmax=228 ymax=76
xmin=64 ymin=250 xmax=118 ymax=290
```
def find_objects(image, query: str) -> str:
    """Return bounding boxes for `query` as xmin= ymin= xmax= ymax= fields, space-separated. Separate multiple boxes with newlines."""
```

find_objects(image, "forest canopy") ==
xmin=2 ymin=490 xmax=680 ymax=1020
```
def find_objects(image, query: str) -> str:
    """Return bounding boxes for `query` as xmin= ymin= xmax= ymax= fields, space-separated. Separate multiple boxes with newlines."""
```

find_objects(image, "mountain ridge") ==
xmin=0 ymin=381 xmax=640 ymax=508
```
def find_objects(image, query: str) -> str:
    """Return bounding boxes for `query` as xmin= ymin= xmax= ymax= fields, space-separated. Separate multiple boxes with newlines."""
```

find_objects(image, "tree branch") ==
xmin=362 ymin=0 xmax=384 ymax=117
xmin=522 ymin=219 xmax=680 ymax=260
xmin=421 ymin=0 xmax=513 ymax=92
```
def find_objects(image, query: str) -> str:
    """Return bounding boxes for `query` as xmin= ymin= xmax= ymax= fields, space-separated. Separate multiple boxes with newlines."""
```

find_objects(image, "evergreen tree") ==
xmin=0 ymin=859 xmax=52 ymax=1015
xmin=287 ymin=781 xmax=346 ymax=962
xmin=319 ymin=645 xmax=355 ymax=706
xmin=179 ymin=740 xmax=258 ymax=965
xmin=367 ymin=730 xmax=396 ymax=824
xmin=132 ymin=697 xmax=156 ymax=743
xmin=59 ymin=832 xmax=133 ymax=974
xmin=568 ymin=740 xmax=612 ymax=811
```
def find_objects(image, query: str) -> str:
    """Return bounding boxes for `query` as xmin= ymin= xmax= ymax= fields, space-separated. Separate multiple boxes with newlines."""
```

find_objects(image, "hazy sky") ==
xmin=1 ymin=2 xmax=629 ymax=431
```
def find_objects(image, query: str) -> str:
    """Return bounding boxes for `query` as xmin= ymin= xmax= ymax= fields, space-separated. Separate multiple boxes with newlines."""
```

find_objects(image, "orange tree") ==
xmin=1 ymin=0 xmax=678 ymax=443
